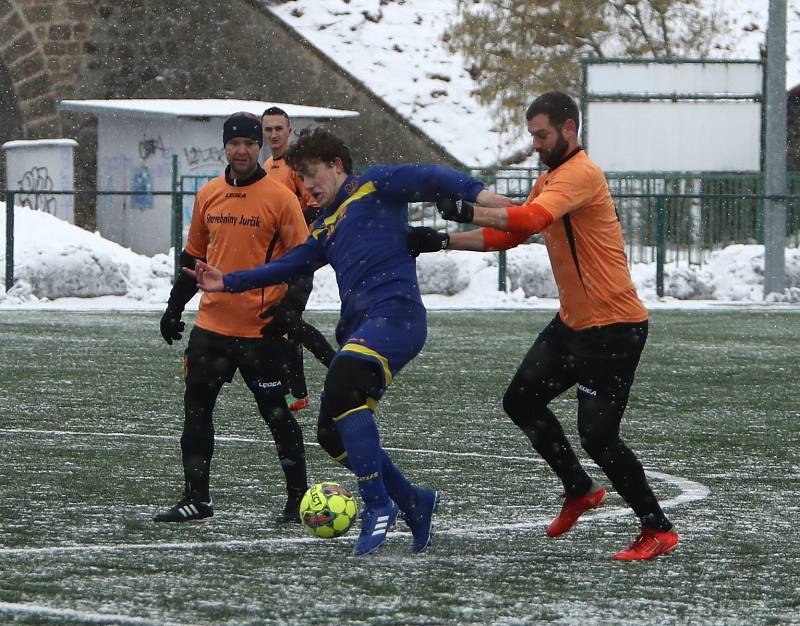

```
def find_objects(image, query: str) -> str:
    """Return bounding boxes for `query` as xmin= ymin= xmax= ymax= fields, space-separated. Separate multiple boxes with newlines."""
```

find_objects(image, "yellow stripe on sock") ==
xmin=333 ymin=404 xmax=370 ymax=422
xmin=334 ymin=451 xmax=348 ymax=462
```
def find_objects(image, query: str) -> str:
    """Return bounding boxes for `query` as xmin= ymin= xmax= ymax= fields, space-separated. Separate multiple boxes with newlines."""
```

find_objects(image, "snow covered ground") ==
xmin=2 ymin=204 xmax=799 ymax=311
xmin=264 ymin=0 xmax=800 ymax=167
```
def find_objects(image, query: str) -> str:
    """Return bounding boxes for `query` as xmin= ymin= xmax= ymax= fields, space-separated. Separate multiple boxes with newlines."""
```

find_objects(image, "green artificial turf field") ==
xmin=0 ymin=309 xmax=798 ymax=625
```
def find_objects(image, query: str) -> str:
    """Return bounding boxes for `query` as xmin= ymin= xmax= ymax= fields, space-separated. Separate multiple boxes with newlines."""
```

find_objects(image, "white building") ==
xmin=59 ymin=99 xmax=358 ymax=256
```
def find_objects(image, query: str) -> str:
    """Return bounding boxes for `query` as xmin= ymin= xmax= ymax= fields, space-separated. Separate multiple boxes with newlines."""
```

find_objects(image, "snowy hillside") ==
xmin=264 ymin=0 xmax=799 ymax=167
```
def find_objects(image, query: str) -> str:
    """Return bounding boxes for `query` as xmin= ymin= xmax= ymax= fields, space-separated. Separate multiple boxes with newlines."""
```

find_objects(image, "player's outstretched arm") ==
xmin=436 ymin=196 xmax=510 ymax=230
xmin=437 ymin=196 xmax=554 ymax=236
xmin=475 ymin=189 xmax=519 ymax=208
xmin=182 ymin=260 xmax=224 ymax=292
xmin=445 ymin=229 xmax=486 ymax=251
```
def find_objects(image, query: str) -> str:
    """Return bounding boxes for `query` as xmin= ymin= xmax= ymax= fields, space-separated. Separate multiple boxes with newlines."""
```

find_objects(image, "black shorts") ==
xmin=184 ymin=326 xmax=289 ymax=397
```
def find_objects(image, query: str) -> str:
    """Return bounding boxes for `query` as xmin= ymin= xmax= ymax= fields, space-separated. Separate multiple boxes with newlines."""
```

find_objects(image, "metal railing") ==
xmin=3 ymin=165 xmax=800 ymax=297
xmin=2 ymin=188 xmax=184 ymax=292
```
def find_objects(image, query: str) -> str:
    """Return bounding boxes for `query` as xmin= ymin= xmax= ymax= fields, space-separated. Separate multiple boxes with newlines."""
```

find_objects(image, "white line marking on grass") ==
xmin=0 ymin=428 xmax=710 ymax=548
xmin=0 ymin=427 xmax=537 ymax=462
xmin=0 ymin=601 xmax=189 ymax=626
xmin=460 ymin=470 xmax=710 ymax=536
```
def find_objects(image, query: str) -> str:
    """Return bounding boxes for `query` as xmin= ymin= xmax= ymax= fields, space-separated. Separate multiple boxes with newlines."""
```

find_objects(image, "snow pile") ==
xmin=1 ymin=204 xmax=799 ymax=309
xmin=0 ymin=205 xmax=172 ymax=305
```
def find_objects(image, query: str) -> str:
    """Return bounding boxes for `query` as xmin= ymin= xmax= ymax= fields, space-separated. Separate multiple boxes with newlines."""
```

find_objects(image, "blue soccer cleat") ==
xmin=402 ymin=487 xmax=439 ymax=553
xmin=353 ymin=500 xmax=398 ymax=556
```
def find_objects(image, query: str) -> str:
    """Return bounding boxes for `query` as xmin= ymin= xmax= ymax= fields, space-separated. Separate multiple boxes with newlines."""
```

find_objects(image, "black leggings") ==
xmin=285 ymin=322 xmax=336 ymax=398
xmin=503 ymin=316 xmax=669 ymax=527
xmin=181 ymin=381 xmax=307 ymax=500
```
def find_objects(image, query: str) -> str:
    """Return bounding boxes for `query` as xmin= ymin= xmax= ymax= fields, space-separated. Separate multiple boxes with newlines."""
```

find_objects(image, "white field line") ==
xmin=0 ymin=427 xmax=541 ymax=463
xmin=0 ymin=601 xmax=190 ymax=626
xmin=0 ymin=427 xmax=710 ymax=551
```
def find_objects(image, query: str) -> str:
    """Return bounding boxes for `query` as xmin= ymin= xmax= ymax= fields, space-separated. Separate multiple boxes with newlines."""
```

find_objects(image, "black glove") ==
xmin=436 ymin=195 xmax=474 ymax=223
xmin=160 ymin=307 xmax=185 ymax=345
xmin=160 ymin=249 xmax=201 ymax=345
xmin=407 ymin=227 xmax=449 ymax=257
xmin=260 ymin=298 xmax=304 ymax=339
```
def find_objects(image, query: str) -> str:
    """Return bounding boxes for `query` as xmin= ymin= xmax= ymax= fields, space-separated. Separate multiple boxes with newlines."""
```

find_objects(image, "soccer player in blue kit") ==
xmin=187 ymin=127 xmax=512 ymax=556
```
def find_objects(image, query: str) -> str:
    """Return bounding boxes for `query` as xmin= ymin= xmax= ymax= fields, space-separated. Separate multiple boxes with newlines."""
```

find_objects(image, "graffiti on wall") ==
xmin=131 ymin=164 xmax=154 ymax=209
xmin=184 ymin=145 xmax=226 ymax=170
xmin=17 ymin=166 xmax=57 ymax=214
xmin=138 ymin=135 xmax=169 ymax=161
xmin=132 ymin=134 xmax=170 ymax=209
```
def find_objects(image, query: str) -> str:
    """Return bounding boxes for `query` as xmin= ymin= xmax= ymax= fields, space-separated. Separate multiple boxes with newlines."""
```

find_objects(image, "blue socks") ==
xmin=379 ymin=450 xmax=415 ymax=512
xmin=335 ymin=406 xmax=416 ymax=512
xmin=335 ymin=406 xmax=390 ymax=508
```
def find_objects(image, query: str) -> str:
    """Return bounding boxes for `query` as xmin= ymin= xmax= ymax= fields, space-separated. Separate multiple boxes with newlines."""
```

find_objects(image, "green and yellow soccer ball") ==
xmin=300 ymin=482 xmax=358 ymax=539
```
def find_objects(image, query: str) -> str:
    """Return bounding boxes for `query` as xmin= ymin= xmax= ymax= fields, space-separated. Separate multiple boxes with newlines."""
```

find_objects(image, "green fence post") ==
xmin=5 ymin=192 xmax=13 ymax=292
xmin=656 ymin=195 xmax=666 ymax=297
xmin=171 ymin=155 xmax=181 ymax=281
xmin=498 ymin=250 xmax=507 ymax=292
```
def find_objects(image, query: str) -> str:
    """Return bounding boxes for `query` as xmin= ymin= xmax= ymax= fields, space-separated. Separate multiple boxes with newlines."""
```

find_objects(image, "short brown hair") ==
xmin=262 ymin=106 xmax=290 ymax=125
xmin=526 ymin=91 xmax=580 ymax=133
xmin=286 ymin=126 xmax=353 ymax=174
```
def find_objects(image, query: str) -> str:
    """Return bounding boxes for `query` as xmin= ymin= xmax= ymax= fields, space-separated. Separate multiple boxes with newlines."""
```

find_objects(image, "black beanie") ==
xmin=223 ymin=112 xmax=263 ymax=146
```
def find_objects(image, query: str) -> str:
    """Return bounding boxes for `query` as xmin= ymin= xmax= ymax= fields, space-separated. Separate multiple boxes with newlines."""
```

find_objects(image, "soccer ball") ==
xmin=299 ymin=482 xmax=358 ymax=539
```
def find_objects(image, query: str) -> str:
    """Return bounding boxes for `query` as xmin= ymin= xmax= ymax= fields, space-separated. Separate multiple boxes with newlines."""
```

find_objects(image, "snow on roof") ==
xmin=265 ymin=0 xmax=799 ymax=168
xmin=2 ymin=139 xmax=78 ymax=149
xmin=58 ymin=98 xmax=359 ymax=120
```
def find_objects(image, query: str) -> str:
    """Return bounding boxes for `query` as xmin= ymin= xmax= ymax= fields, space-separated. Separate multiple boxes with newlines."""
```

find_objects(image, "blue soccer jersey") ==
xmin=223 ymin=164 xmax=485 ymax=384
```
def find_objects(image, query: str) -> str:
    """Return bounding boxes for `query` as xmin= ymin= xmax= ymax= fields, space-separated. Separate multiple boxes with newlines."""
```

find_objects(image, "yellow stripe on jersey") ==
xmin=312 ymin=181 xmax=377 ymax=240
xmin=340 ymin=342 xmax=393 ymax=386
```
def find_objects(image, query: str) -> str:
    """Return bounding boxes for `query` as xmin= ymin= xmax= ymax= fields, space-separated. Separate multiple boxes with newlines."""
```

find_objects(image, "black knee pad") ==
xmin=322 ymin=357 xmax=382 ymax=418
xmin=315 ymin=358 xmax=381 ymax=460
xmin=316 ymin=396 xmax=345 ymax=460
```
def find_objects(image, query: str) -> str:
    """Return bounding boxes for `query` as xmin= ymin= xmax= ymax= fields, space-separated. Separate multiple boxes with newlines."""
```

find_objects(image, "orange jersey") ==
xmin=529 ymin=149 xmax=648 ymax=330
xmin=264 ymin=155 xmax=319 ymax=228
xmin=185 ymin=172 xmax=309 ymax=338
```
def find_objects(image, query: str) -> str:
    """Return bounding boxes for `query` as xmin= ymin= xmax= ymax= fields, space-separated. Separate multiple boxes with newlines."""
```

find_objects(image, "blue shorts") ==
xmin=332 ymin=302 xmax=426 ymax=396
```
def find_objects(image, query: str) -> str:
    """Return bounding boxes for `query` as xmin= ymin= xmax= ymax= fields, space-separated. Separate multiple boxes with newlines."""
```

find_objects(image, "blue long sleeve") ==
xmin=367 ymin=165 xmax=485 ymax=204
xmin=223 ymin=238 xmax=326 ymax=293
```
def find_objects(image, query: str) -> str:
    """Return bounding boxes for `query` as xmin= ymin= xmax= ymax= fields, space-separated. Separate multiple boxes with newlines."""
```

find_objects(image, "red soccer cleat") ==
xmin=612 ymin=526 xmax=679 ymax=561
xmin=546 ymin=487 xmax=607 ymax=537
xmin=288 ymin=396 xmax=311 ymax=412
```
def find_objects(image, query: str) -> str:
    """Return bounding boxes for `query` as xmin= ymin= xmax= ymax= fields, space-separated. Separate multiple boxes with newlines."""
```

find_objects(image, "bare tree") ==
xmin=445 ymin=0 xmax=729 ymax=134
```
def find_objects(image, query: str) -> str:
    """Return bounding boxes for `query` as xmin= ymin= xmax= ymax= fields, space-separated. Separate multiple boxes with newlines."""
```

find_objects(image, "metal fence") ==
xmin=3 ymin=168 xmax=800 ymax=296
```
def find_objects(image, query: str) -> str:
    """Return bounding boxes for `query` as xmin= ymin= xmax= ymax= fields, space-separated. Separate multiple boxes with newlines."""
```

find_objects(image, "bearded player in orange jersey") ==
xmin=409 ymin=92 xmax=679 ymax=561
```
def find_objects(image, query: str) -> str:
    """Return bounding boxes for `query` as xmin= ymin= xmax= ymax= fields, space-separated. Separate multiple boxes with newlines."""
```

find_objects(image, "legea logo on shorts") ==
xmin=577 ymin=384 xmax=597 ymax=396
xmin=256 ymin=380 xmax=282 ymax=389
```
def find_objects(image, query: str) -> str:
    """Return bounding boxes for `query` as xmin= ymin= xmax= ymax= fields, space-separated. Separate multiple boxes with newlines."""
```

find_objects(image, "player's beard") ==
xmin=230 ymin=159 xmax=257 ymax=179
xmin=539 ymin=134 xmax=569 ymax=169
